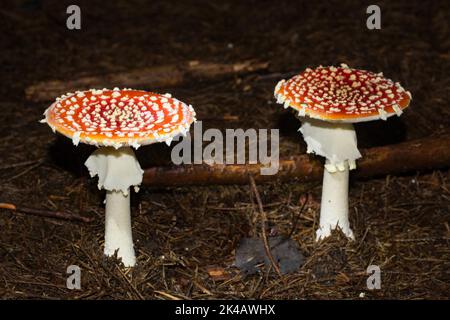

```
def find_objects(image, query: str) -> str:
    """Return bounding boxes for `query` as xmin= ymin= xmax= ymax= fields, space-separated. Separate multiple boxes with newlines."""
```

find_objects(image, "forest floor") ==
xmin=0 ymin=0 xmax=449 ymax=299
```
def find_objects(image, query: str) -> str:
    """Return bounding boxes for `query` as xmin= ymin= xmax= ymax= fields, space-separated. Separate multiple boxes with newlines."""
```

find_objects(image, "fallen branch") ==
xmin=0 ymin=202 xmax=93 ymax=223
xmin=143 ymin=134 xmax=450 ymax=187
xmin=25 ymin=60 xmax=269 ymax=102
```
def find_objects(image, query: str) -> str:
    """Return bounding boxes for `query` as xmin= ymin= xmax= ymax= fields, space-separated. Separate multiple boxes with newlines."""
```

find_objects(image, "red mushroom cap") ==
xmin=274 ymin=64 xmax=411 ymax=122
xmin=43 ymin=88 xmax=196 ymax=148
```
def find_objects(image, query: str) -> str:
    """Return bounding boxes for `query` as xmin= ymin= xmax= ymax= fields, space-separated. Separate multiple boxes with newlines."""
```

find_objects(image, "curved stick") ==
xmin=142 ymin=134 xmax=450 ymax=187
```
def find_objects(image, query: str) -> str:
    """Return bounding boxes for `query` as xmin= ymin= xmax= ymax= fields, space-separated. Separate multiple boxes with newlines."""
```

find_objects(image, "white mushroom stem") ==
xmin=85 ymin=146 xmax=143 ymax=267
xmin=317 ymin=159 xmax=354 ymax=240
xmin=299 ymin=119 xmax=360 ymax=240
xmin=104 ymin=190 xmax=135 ymax=266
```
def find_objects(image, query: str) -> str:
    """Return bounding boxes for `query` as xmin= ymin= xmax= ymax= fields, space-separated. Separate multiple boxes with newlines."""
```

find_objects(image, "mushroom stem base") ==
xmin=104 ymin=190 xmax=136 ymax=267
xmin=316 ymin=161 xmax=354 ymax=240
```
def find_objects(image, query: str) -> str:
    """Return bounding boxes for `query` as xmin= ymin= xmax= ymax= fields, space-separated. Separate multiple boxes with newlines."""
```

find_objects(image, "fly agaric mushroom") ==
xmin=274 ymin=64 xmax=411 ymax=240
xmin=41 ymin=88 xmax=196 ymax=266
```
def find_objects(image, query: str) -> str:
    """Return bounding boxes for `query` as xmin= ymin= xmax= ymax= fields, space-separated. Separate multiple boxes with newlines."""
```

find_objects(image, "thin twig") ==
xmin=0 ymin=202 xmax=93 ymax=223
xmin=287 ymin=193 xmax=308 ymax=239
xmin=115 ymin=265 xmax=145 ymax=300
xmin=4 ymin=160 xmax=44 ymax=182
xmin=392 ymin=237 xmax=450 ymax=242
xmin=0 ymin=159 xmax=41 ymax=170
xmin=248 ymin=175 xmax=282 ymax=277
xmin=154 ymin=290 xmax=183 ymax=300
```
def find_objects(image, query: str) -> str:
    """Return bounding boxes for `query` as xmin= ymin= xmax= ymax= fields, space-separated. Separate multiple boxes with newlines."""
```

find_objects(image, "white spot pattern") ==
xmin=43 ymin=88 xmax=196 ymax=148
xmin=274 ymin=64 xmax=411 ymax=122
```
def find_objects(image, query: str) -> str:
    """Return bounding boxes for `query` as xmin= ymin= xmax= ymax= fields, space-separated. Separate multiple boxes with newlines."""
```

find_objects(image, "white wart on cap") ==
xmin=274 ymin=64 xmax=411 ymax=122
xmin=43 ymin=88 xmax=196 ymax=148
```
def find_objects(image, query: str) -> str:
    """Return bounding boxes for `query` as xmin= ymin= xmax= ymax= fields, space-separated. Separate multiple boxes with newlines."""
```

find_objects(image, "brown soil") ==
xmin=0 ymin=0 xmax=449 ymax=299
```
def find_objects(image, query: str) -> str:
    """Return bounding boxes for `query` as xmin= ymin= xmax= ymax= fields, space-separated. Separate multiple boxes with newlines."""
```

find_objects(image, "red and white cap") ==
xmin=274 ymin=64 xmax=411 ymax=122
xmin=42 ymin=88 xmax=196 ymax=148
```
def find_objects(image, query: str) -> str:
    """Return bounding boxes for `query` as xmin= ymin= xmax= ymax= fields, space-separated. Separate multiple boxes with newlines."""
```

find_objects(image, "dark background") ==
xmin=0 ymin=0 xmax=449 ymax=299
